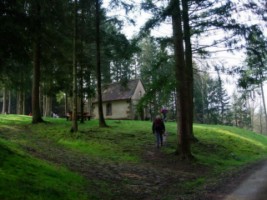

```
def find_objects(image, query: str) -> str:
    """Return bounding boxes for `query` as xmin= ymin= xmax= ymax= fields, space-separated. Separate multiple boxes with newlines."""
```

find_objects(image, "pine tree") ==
xmin=95 ymin=0 xmax=107 ymax=127
xmin=238 ymin=26 xmax=267 ymax=133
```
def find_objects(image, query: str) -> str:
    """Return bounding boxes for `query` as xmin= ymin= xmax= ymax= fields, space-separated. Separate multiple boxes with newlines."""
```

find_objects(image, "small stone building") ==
xmin=92 ymin=79 xmax=146 ymax=120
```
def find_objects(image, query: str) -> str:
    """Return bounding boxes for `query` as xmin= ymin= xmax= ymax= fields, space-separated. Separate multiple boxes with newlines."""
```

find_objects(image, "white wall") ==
xmin=92 ymin=100 xmax=130 ymax=119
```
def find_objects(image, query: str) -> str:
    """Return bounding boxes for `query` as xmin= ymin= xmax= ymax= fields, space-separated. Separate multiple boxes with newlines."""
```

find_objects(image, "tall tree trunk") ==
xmin=250 ymin=99 xmax=254 ymax=131
xmin=80 ymin=70 xmax=84 ymax=123
xmin=43 ymin=95 xmax=52 ymax=117
xmin=259 ymin=103 xmax=263 ymax=134
xmin=32 ymin=2 xmax=43 ymax=124
xmin=8 ymin=90 xmax=11 ymax=114
xmin=64 ymin=93 xmax=67 ymax=116
xmin=95 ymin=0 xmax=107 ymax=127
xmin=32 ymin=40 xmax=43 ymax=122
xmin=260 ymin=83 xmax=267 ymax=133
xmin=181 ymin=0 xmax=198 ymax=142
xmin=16 ymin=90 xmax=23 ymax=114
xmin=40 ymin=85 xmax=44 ymax=116
xmin=43 ymin=95 xmax=46 ymax=116
xmin=171 ymin=0 xmax=192 ymax=159
xmin=71 ymin=0 xmax=78 ymax=132
xmin=22 ymin=92 xmax=25 ymax=115
xmin=2 ymin=87 xmax=6 ymax=114
xmin=201 ymin=77 xmax=206 ymax=124
xmin=80 ymin=9 xmax=85 ymax=124
xmin=17 ymin=61 xmax=25 ymax=115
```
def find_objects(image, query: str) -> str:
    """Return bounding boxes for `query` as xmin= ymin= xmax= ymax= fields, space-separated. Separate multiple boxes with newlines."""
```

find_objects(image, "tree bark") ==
xmin=2 ymin=88 xmax=6 ymax=114
xmin=16 ymin=82 xmax=26 ymax=116
xmin=31 ymin=1 xmax=43 ymax=124
xmin=80 ymin=72 xmax=84 ymax=123
xmin=95 ymin=0 xmax=107 ymax=127
xmin=71 ymin=0 xmax=78 ymax=132
xmin=42 ymin=95 xmax=46 ymax=116
xmin=43 ymin=95 xmax=52 ymax=117
xmin=16 ymin=90 xmax=21 ymax=114
xmin=171 ymin=0 xmax=192 ymax=159
xmin=80 ymin=8 xmax=85 ymax=124
xmin=8 ymin=90 xmax=11 ymax=114
xmin=260 ymin=83 xmax=267 ymax=133
xmin=181 ymin=0 xmax=198 ymax=142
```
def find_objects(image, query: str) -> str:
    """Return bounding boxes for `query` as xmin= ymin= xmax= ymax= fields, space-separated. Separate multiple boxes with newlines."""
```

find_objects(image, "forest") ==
xmin=1 ymin=0 xmax=267 ymax=158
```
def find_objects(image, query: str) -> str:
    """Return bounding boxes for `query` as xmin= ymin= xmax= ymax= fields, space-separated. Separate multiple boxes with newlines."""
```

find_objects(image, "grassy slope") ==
xmin=1 ymin=114 xmax=267 ymax=199
xmin=0 ymin=139 xmax=87 ymax=200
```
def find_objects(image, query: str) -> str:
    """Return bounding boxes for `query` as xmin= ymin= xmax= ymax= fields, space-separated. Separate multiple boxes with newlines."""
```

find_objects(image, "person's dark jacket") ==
xmin=152 ymin=118 xmax=165 ymax=134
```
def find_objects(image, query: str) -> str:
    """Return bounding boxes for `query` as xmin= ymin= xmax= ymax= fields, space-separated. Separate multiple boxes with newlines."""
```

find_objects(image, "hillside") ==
xmin=1 ymin=114 xmax=267 ymax=200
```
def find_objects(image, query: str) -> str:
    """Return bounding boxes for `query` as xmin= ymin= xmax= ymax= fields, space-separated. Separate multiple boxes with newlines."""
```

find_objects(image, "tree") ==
xmin=75 ymin=0 xmax=95 ymax=123
xmin=71 ymin=0 xmax=78 ymax=132
xmin=214 ymin=66 xmax=230 ymax=124
xmin=136 ymin=37 xmax=176 ymax=119
xmin=170 ymin=0 xmax=192 ymax=159
xmin=30 ymin=0 xmax=72 ymax=123
xmin=95 ymin=0 xmax=107 ymax=127
xmin=181 ymin=0 xmax=197 ymax=142
xmin=238 ymin=26 xmax=267 ymax=133
xmin=206 ymin=77 xmax=230 ymax=124
xmin=193 ymin=67 xmax=231 ymax=126
xmin=0 ymin=1 xmax=32 ymax=115
xmin=1 ymin=0 xmax=136 ymax=119
xmin=193 ymin=69 xmax=209 ymax=124
xmin=31 ymin=1 xmax=44 ymax=124
xmin=231 ymin=91 xmax=252 ymax=129
xmin=1 ymin=88 xmax=6 ymax=114
xmin=39 ymin=0 xmax=73 ymax=117
xmin=140 ymin=0 xmax=247 ymax=158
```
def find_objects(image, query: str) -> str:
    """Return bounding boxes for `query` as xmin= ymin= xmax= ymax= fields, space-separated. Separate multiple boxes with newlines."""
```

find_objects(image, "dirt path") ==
xmin=1 ymin=125 xmax=265 ymax=200
xmin=0 ymin=126 xmax=200 ymax=199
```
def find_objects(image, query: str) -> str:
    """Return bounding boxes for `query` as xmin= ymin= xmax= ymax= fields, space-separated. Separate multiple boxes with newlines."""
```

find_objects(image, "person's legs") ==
xmin=159 ymin=133 xmax=163 ymax=146
xmin=156 ymin=131 xmax=163 ymax=148
xmin=156 ymin=131 xmax=161 ymax=148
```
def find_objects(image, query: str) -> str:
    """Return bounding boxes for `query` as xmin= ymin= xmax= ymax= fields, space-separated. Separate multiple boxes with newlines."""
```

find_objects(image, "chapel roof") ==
xmin=100 ymin=79 xmax=142 ymax=102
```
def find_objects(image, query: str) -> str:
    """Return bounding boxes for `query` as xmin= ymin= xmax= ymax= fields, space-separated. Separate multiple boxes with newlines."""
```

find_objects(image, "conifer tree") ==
xmin=71 ymin=0 xmax=78 ymax=132
xmin=31 ymin=1 xmax=44 ymax=124
xmin=95 ymin=0 xmax=107 ymax=127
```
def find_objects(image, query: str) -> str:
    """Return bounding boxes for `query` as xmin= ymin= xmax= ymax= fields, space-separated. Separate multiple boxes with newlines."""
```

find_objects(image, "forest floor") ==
xmin=22 ymin=141 xmax=267 ymax=200
xmin=1 ymin=124 xmax=265 ymax=200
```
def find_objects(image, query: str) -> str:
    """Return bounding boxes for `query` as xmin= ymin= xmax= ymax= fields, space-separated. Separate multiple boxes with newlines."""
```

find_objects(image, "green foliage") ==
xmin=137 ymin=37 xmax=176 ymax=118
xmin=238 ymin=26 xmax=267 ymax=89
xmin=231 ymin=92 xmax=252 ymax=129
xmin=193 ymin=69 xmax=231 ymax=125
xmin=1 ymin=0 xmax=137 ymax=115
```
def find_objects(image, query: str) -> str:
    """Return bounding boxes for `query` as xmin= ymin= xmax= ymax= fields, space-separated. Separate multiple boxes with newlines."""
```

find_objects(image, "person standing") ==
xmin=160 ymin=108 xmax=168 ymax=122
xmin=152 ymin=115 xmax=165 ymax=148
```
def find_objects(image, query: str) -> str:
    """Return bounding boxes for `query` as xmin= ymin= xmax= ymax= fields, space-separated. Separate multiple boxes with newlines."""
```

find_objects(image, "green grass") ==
xmin=193 ymin=124 xmax=267 ymax=170
xmin=58 ymin=139 xmax=139 ymax=163
xmin=1 ymin=114 xmax=267 ymax=199
xmin=0 ymin=138 xmax=87 ymax=200
xmin=0 ymin=114 xmax=32 ymax=125
xmin=29 ymin=119 xmax=153 ymax=163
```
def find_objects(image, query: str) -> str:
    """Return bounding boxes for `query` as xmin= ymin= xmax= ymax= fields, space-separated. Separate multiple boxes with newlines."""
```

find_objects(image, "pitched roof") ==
xmin=100 ymin=79 xmax=140 ymax=102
